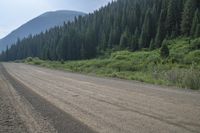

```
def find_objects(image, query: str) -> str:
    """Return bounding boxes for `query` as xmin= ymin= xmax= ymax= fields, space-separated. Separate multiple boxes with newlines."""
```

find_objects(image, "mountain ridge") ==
xmin=0 ymin=10 xmax=85 ymax=52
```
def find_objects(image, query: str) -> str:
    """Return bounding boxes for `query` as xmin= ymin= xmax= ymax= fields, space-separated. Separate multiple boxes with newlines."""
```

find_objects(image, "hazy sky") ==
xmin=0 ymin=0 xmax=113 ymax=39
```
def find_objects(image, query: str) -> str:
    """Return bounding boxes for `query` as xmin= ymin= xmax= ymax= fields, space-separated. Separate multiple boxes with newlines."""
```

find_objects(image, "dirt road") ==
xmin=1 ymin=63 xmax=200 ymax=133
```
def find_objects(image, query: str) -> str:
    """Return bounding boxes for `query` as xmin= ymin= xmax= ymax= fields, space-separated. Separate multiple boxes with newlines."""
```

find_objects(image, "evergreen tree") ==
xmin=5 ymin=46 xmax=9 ymax=61
xmin=191 ymin=9 xmax=200 ymax=36
xmin=160 ymin=40 xmax=169 ymax=58
xmin=181 ymin=0 xmax=196 ymax=36
xmin=108 ymin=29 xmax=114 ymax=48
xmin=139 ymin=9 xmax=152 ymax=49
xmin=80 ymin=43 xmax=86 ymax=59
xmin=175 ymin=0 xmax=184 ymax=35
xmin=195 ymin=24 xmax=200 ymax=37
xmin=149 ymin=39 xmax=155 ymax=50
xmin=166 ymin=0 xmax=177 ymax=37
xmin=155 ymin=10 xmax=166 ymax=48
xmin=130 ymin=28 xmax=139 ymax=51
xmin=99 ymin=31 xmax=107 ymax=51
xmin=120 ymin=30 xmax=129 ymax=49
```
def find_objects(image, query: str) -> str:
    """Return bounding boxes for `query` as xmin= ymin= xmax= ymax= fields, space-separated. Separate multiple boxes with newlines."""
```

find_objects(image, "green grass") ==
xmin=23 ymin=37 xmax=200 ymax=90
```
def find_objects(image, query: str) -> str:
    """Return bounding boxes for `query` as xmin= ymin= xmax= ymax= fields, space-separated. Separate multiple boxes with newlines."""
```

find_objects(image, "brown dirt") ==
xmin=0 ymin=64 xmax=95 ymax=133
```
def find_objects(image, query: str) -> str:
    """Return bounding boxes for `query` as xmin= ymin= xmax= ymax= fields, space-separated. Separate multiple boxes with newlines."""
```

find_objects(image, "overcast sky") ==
xmin=0 ymin=0 xmax=113 ymax=39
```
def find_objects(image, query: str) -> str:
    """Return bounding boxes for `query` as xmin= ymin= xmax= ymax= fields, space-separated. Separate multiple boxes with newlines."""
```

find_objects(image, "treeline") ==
xmin=1 ymin=0 xmax=200 ymax=61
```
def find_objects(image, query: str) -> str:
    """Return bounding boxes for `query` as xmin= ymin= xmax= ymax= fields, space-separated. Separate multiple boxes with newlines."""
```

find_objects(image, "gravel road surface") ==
xmin=1 ymin=63 xmax=200 ymax=133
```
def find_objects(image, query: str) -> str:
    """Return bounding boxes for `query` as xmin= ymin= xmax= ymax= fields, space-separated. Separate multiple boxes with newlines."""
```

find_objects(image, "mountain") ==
xmin=0 ymin=10 xmax=85 ymax=52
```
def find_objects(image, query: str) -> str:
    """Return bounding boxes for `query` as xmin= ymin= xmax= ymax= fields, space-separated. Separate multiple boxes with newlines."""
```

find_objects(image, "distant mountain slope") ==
xmin=0 ymin=10 xmax=85 ymax=52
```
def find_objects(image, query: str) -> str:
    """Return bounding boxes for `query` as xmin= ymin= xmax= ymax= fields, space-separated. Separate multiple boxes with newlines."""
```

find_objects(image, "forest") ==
xmin=0 ymin=0 xmax=200 ymax=61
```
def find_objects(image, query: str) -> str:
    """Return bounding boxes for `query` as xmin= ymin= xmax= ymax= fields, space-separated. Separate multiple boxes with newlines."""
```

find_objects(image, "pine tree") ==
xmin=139 ymin=9 xmax=152 ymax=49
xmin=150 ymin=3 xmax=157 ymax=39
xmin=80 ymin=44 xmax=86 ymax=59
xmin=160 ymin=40 xmax=169 ymax=58
xmin=108 ymin=29 xmax=114 ymax=48
xmin=134 ymin=3 xmax=141 ymax=28
xmin=99 ymin=31 xmax=107 ymax=51
xmin=191 ymin=9 xmax=200 ymax=36
xmin=5 ymin=46 xmax=9 ymax=61
xmin=195 ymin=24 xmax=200 ymax=37
xmin=149 ymin=39 xmax=155 ymax=50
xmin=175 ymin=0 xmax=184 ymax=35
xmin=181 ymin=0 xmax=196 ymax=36
xmin=155 ymin=10 xmax=166 ymax=48
xmin=166 ymin=0 xmax=177 ymax=37
xmin=130 ymin=28 xmax=139 ymax=51
xmin=120 ymin=30 xmax=129 ymax=49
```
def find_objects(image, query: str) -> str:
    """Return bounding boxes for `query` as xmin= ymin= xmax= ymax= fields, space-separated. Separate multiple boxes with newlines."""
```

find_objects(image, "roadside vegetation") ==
xmin=23 ymin=38 xmax=200 ymax=90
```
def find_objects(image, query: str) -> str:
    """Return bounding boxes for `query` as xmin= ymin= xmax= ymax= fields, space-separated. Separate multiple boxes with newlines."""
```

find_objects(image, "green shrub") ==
xmin=111 ymin=51 xmax=131 ymax=60
xmin=160 ymin=42 xmax=169 ymax=58
xmin=165 ymin=69 xmax=185 ymax=85
xmin=33 ymin=61 xmax=42 ymax=65
xmin=33 ymin=57 xmax=40 ymax=60
xmin=146 ymin=53 xmax=161 ymax=64
xmin=184 ymin=50 xmax=200 ymax=64
xmin=60 ymin=59 xmax=65 ymax=64
xmin=189 ymin=38 xmax=200 ymax=50
xmin=183 ymin=69 xmax=200 ymax=90
xmin=108 ymin=60 xmax=133 ymax=72
xmin=26 ymin=57 xmax=33 ymax=62
xmin=165 ymin=68 xmax=200 ymax=90
xmin=31 ymin=57 xmax=43 ymax=65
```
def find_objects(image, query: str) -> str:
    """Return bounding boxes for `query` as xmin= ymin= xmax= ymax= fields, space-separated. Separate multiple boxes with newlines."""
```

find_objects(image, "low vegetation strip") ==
xmin=23 ymin=38 xmax=200 ymax=90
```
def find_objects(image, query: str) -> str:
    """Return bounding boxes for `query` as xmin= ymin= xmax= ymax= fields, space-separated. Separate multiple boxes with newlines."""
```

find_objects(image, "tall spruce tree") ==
xmin=120 ymin=29 xmax=130 ymax=49
xmin=195 ymin=24 xmax=200 ymax=37
xmin=5 ymin=46 xmax=9 ymax=61
xmin=155 ymin=10 xmax=166 ymax=48
xmin=181 ymin=0 xmax=196 ymax=36
xmin=191 ymin=9 xmax=200 ymax=36
xmin=175 ymin=0 xmax=184 ymax=35
xmin=149 ymin=39 xmax=155 ymax=50
xmin=130 ymin=28 xmax=139 ymax=51
xmin=160 ymin=40 xmax=169 ymax=58
xmin=139 ymin=9 xmax=152 ymax=49
xmin=108 ymin=29 xmax=114 ymax=48
xmin=166 ymin=0 xmax=177 ymax=37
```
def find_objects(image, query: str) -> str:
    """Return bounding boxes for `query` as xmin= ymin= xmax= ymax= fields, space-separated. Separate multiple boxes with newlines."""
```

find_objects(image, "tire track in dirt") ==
xmin=3 ymin=63 xmax=200 ymax=133
xmin=0 ymin=64 xmax=96 ymax=133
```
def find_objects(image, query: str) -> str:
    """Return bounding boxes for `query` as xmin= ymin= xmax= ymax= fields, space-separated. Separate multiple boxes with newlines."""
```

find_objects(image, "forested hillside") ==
xmin=0 ymin=10 xmax=85 ymax=52
xmin=0 ymin=0 xmax=200 ymax=61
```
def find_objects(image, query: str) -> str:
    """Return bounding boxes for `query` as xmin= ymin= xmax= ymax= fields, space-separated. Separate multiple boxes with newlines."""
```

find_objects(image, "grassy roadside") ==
xmin=22 ymin=38 xmax=200 ymax=90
